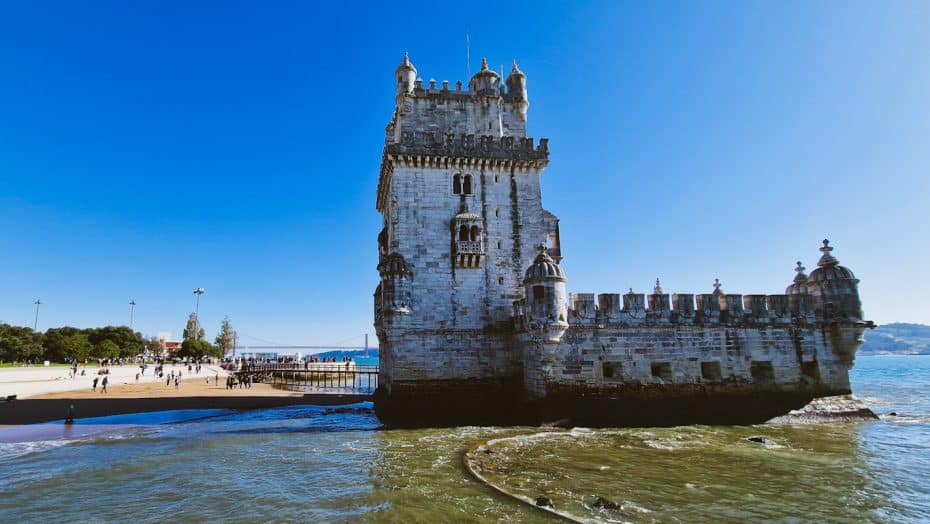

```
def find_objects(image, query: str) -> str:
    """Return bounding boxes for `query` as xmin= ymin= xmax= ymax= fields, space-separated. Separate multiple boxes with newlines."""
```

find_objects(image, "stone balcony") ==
xmin=455 ymin=240 xmax=483 ymax=254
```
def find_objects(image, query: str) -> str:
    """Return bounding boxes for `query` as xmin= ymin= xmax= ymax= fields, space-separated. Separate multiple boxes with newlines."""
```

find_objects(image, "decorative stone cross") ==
xmin=795 ymin=261 xmax=805 ymax=274
xmin=820 ymin=239 xmax=832 ymax=253
xmin=654 ymin=278 xmax=663 ymax=295
xmin=712 ymin=278 xmax=722 ymax=294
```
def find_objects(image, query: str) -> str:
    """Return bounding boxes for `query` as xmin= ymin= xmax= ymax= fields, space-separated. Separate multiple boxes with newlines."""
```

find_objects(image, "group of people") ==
xmin=91 ymin=375 xmax=109 ymax=393
xmin=224 ymin=374 xmax=252 ymax=390
xmin=165 ymin=369 xmax=183 ymax=389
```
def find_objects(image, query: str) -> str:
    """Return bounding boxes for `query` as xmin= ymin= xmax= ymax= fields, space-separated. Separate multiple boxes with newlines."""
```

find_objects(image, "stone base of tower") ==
xmin=374 ymin=381 xmax=868 ymax=428
xmin=531 ymin=384 xmax=852 ymax=427
xmin=373 ymin=378 xmax=534 ymax=427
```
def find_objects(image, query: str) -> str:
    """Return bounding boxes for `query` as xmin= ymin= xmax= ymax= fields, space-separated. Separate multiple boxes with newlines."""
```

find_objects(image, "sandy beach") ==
xmin=0 ymin=363 xmax=231 ymax=399
xmin=0 ymin=365 xmax=370 ymax=425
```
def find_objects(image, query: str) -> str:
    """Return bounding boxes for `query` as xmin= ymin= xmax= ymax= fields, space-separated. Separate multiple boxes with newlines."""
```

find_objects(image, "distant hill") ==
xmin=861 ymin=323 xmax=930 ymax=355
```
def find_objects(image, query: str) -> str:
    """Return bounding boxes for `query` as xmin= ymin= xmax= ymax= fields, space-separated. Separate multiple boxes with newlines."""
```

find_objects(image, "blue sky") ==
xmin=1 ymin=1 xmax=927 ymax=346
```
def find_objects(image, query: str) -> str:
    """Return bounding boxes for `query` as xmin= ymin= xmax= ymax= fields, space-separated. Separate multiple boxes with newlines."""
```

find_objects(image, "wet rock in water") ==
xmin=746 ymin=436 xmax=767 ymax=444
xmin=594 ymin=496 xmax=619 ymax=509
xmin=535 ymin=496 xmax=553 ymax=508
xmin=766 ymin=394 xmax=878 ymax=424
xmin=888 ymin=412 xmax=898 ymax=417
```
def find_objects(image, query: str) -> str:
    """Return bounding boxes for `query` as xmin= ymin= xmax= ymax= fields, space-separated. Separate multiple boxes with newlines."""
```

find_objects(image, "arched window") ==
xmin=470 ymin=225 xmax=480 ymax=242
xmin=459 ymin=225 xmax=469 ymax=241
xmin=452 ymin=174 xmax=462 ymax=194
xmin=463 ymin=174 xmax=472 ymax=195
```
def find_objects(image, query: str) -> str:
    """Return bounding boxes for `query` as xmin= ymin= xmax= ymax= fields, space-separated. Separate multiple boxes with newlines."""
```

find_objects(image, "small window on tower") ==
xmin=452 ymin=174 xmax=462 ymax=195
xmin=533 ymin=286 xmax=545 ymax=300
xmin=463 ymin=174 xmax=473 ymax=195
xmin=459 ymin=225 xmax=469 ymax=241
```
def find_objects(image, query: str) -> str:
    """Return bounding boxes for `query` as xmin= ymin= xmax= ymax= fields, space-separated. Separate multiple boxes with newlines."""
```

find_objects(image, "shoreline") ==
xmin=0 ymin=376 xmax=371 ymax=425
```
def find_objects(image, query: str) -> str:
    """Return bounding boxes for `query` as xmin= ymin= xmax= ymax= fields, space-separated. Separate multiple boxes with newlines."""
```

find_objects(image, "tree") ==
xmin=43 ymin=326 xmax=84 ymax=362
xmin=214 ymin=316 xmax=236 ymax=356
xmin=98 ymin=339 xmax=120 ymax=360
xmin=87 ymin=326 xmax=144 ymax=358
xmin=60 ymin=334 xmax=93 ymax=362
xmin=144 ymin=336 xmax=164 ymax=357
xmin=179 ymin=339 xmax=221 ymax=359
xmin=183 ymin=313 xmax=205 ymax=342
xmin=0 ymin=323 xmax=44 ymax=362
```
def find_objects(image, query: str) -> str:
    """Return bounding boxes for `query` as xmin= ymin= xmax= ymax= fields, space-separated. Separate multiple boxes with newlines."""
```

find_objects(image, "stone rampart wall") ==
xmin=522 ymin=324 xmax=863 ymax=397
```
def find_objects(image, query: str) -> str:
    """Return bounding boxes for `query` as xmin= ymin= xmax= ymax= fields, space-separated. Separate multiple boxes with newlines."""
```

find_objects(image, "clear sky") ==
xmin=1 ymin=1 xmax=928 ymax=347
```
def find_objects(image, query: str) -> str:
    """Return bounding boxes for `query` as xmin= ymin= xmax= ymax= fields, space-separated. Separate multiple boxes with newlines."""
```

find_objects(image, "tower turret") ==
xmin=395 ymin=52 xmax=417 ymax=97
xmin=806 ymin=239 xmax=862 ymax=320
xmin=524 ymin=244 xmax=569 ymax=342
xmin=786 ymin=261 xmax=814 ymax=318
xmin=468 ymin=58 xmax=501 ymax=95
xmin=505 ymin=60 xmax=528 ymax=121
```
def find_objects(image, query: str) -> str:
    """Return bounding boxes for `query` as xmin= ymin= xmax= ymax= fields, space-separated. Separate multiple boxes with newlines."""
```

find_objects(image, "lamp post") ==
xmin=129 ymin=300 xmax=136 ymax=330
xmin=192 ymin=288 xmax=205 ymax=338
xmin=193 ymin=288 xmax=205 ymax=318
xmin=33 ymin=299 xmax=41 ymax=331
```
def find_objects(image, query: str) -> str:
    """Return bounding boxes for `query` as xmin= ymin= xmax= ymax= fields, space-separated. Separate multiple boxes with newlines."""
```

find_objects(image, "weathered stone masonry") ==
xmin=374 ymin=54 xmax=872 ymax=425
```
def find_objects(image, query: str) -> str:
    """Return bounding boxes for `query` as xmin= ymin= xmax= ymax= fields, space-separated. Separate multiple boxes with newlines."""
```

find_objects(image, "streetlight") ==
xmin=193 ymin=288 xmax=205 ymax=318
xmin=33 ymin=299 xmax=41 ymax=331
xmin=129 ymin=300 xmax=136 ymax=330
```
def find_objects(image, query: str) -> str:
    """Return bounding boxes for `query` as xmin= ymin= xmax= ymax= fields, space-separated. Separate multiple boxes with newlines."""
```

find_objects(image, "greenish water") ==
xmin=0 ymin=355 xmax=927 ymax=522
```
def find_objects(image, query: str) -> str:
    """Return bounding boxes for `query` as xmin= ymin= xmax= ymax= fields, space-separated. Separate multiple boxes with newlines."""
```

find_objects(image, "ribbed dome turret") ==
xmin=395 ymin=52 xmax=417 ymax=96
xmin=808 ymin=240 xmax=856 ymax=282
xmin=525 ymin=244 xmax=565 ymax=282
xmin=469 ymin=58 xmax=501 ymax=94
xmin=786 ymin=261 xmax=809 ymax=295
xmin=505 ymin=60 xmax=528 ymax=105
xmin=395 ymin=51 xmax=416 ymax=75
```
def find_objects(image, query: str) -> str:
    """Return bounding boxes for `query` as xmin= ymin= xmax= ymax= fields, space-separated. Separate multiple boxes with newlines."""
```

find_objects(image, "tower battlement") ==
xmin=385 ymin=133 xmax=548 ymax=160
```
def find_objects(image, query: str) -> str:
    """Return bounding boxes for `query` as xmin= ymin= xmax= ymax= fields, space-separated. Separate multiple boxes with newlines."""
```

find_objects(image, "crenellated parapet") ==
xmin=385 ymin=133 xmax=548 ymax=161
xmin=551 ymin=287 xmax=835 ymax=328
xmin=513 ymin=240 xmax=870 ymax=333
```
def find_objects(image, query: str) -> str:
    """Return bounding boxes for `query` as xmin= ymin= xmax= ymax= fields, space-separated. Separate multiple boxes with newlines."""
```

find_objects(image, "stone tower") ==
xmin=374 ymin=54 xmax=558 ymax=420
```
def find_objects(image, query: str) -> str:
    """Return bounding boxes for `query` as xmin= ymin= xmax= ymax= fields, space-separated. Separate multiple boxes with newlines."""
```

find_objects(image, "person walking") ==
xmin=101 ymin=376 xmax=108 ymax=394
xmin=92 ymin=376 xmax=98 ymax=392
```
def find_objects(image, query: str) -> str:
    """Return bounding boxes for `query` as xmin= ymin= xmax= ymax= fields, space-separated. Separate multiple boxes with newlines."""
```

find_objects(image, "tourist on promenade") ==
xmin=166 ymin=375 xmax=171 ymax=387
xmin=174 ymin=376 xmax=180 ymax=389
xmin=101 ymin=376 xmax=108 ymax=394
xmin=247 ymin=375 xmax=253 ymax=389
xmin=215 ymin=374 xmax=219 ymax=387
xmin=92 ymin=377 xmax=98 ymax=392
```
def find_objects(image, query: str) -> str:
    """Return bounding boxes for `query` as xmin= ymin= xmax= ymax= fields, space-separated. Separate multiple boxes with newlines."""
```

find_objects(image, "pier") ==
xmin=236 ymin=363 xmax=379 ymax=394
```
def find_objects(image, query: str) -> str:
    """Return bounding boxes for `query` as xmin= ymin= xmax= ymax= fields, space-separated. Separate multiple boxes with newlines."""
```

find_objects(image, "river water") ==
xmin=0 ymin=355 xmax=927 ymax=523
